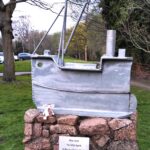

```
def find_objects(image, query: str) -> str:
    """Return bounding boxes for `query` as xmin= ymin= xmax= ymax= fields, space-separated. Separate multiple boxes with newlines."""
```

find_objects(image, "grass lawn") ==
xmin=0 ymin=60 xmax=31 ymax=73
xmin=132 ymin=86 xmax=150 ymax=150
xmin=0 ymin=76 xmax=150 ymax=150
xmin=0 ymin=76 xmax=34 ymax=150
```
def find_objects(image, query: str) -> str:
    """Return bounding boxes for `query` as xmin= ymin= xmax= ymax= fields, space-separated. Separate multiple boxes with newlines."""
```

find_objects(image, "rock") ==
xmin=50 ymin=134 xmax=59 ymax=144
xmin=33 ymin=123 xmax=42 ymax=137
xmin=24 ymin=147 xmax=32 ymax=150
xmin=42 ymin=129 xmax=50 ymax=138
xmin=130 ymin=112 xmax=137 ymax=123
xmin=23 ymin=109 xmax=138 ymax=150
xmin=22 ymin=136 xmax=32 ymax=144
xmin=108 ymin=119 xmax=132 ymax=130
xmin=24 ymin=123 xmax=32 ymax=136
xmin=92 ymin=135 xmax=101 ymax=141
xmin=25 ymin=138 xmax=50 ymax=150
xmin=50 ymin=124 xmax=77 ymax=135
xmin=24 ymin=109 xmax=40 ymax=123
xmin=114 ymin=124 xmax=136 ymax=141
xmin=36 ymin=113 xmax=56 ymax=124
xmin=43 ymin=124 xmax=50 ymax=130
xmin=79 ymin=118 xmax=109 ymax=136
xmin=57 ymin=115 xmax=79 ymax=126
xmin=96 ymin=135 xmax=110 ymax=147
xmin=90 ymin=140 xmax=99 ymax=150
xmin=53 ymin=144 xmax=59 ymax=150
xmin=107 ymin=141 xmax=138 ymax=150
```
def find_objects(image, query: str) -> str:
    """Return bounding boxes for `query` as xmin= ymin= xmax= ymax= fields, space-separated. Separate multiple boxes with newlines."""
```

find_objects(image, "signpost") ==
xmin=59 ymin=136 xmax=90 ymax=150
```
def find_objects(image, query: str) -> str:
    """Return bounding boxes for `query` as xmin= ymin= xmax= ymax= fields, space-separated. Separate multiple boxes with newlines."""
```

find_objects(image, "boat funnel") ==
xmin=106 ymin=30 xmax=116 ymax=57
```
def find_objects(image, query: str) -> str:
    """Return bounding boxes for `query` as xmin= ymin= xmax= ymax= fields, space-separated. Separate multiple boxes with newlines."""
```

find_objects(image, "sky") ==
xmin=4 ymin=0 xmax=75 ymax=34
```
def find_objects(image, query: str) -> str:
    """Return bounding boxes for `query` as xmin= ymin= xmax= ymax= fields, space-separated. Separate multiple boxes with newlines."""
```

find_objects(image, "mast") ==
xmin=58 ymin=0 xmax=90 ymax=65
xmin=58 ymin=0 xmax=68 ymax=65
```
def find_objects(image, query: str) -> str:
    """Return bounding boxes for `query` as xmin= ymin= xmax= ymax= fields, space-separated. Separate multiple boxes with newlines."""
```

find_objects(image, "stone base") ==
xmin=23 ymin=109 xmax=138 ymax=150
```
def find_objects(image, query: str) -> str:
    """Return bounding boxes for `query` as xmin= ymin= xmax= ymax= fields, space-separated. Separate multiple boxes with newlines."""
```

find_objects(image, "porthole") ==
xmin=37 ymin=62 xmax=43 ymax=68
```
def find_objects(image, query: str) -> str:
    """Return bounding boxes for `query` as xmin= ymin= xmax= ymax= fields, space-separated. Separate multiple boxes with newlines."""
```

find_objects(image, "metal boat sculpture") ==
xmin=31 ymin=0 xmax=137 ymax=118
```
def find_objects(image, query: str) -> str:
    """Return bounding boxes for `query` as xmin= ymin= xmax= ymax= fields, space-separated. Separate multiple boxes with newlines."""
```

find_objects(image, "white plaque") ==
xmin=59 ymin=136 xmax=90 ymax=150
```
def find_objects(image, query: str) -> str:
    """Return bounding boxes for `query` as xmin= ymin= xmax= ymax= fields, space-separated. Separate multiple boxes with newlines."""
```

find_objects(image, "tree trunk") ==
xmin=0 ymin=1 xmax=16 ymax=81
xmin=2 ymin=27 xmax=15 ymax=81
xmin=84 ymin=45 xmax=88 ymax=61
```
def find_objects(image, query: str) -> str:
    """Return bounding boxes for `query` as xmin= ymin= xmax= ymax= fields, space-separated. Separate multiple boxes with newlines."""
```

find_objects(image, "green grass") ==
xmin=132 ymin=86 xmax=150 ymax=150
xmin=15 ymin=61 xmax=31 ymax=72
xmin=0 ymin=60 xmax=31 ymax=73
xmin=0 ymin=76 xmax=34 ymax=150
xmin=0 ymin=76 xmax=150 ymax=149
xmin=65 ymin=57 xmax=91 ymax=63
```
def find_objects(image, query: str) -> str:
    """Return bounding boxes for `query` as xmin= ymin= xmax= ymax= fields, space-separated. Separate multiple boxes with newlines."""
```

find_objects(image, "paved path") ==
xmin=0 ymin=72 xmax=31 ymax=76
xmin=131 ymin=80 xmax=150 ymax=90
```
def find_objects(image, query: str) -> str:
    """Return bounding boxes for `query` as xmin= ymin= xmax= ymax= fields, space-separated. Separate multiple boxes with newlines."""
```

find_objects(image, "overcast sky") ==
xmin=3 ymin=0 xmax=75 ymax=34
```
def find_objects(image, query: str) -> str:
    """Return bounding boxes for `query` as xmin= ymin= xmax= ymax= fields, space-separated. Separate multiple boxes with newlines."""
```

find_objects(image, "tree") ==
xmin=0 ymin=0 xmax=50 ymax=82
xmin=65 ymin=15 xmax=105 ymax=61
xmin=0 ymin=37 xmax=2 ymax=51
xmin=27 ymin=30 xmax=52 ymax=54
xmin=49 ymin=32 xmax=60 ymax=54
xmin=87 ymin=13 xmax=106 ymax=60
xmin=0 ymin=0 xmax=16 ymax=81
xmin=100 ymin=0 xmax=150 ymax=54
xmin=66 ymin=23 xmax=87 ymax=60
xmin=13 ymin=15 xmax=31 ymax=52
xmin=63 ymin=0 xmax=105 ymax=61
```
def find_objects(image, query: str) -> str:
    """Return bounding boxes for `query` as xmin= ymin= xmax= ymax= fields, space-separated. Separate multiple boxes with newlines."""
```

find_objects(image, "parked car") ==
xmin=0 ymin=52 xmax=18 ymax=64
xmin=0 ymin=52 xmax=4 ymax=64
xmin=18 ymin=53 xmax=31 ymax=60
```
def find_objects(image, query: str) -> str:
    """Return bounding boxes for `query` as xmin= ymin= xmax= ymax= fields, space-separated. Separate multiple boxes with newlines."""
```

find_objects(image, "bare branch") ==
xmin=4 ymin=0 xmax=64 ymax=15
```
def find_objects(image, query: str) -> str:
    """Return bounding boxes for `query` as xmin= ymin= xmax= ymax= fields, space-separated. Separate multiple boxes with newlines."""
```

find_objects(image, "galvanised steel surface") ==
xmin=31 ymin=55 xmax=137 ymax=118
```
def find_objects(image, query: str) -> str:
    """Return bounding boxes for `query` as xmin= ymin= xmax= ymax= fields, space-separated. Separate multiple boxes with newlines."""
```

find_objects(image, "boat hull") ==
xmin=31 ymin=55 xmax=137 ymax=118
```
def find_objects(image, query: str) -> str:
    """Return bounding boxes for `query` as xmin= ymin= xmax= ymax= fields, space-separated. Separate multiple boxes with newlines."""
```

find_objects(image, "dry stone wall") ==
xmin=23 ymin=109 xmax=138 ymax=150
